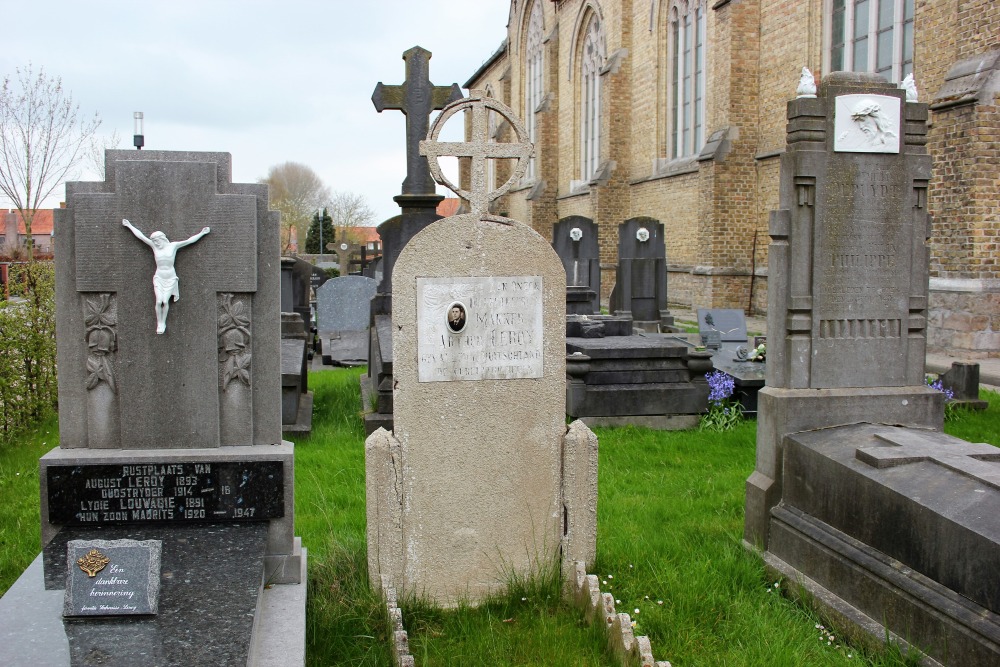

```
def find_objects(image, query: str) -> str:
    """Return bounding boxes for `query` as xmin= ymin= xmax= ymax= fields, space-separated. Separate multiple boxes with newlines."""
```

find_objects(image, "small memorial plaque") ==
xmin=47 ymin=460 xmax=284 ymax=526
xmin=416 ymin=276 xmax=544 ymax=382
xmin=64 ymin=539 xmax=161 ymax=616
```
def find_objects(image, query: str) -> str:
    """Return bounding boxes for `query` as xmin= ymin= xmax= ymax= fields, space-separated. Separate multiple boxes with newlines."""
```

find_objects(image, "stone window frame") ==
xmin=578 ymin=11 xmax=606 ymax=185
xmin=665 ymin=0 xmax=707 ymax=161
xmin=825 ymin=0 xmax=914 ymax=83
xmin=523 ymin=0 xmax=545 ymax=183
xmin=485 ymin=84 xmax=498 ymax=192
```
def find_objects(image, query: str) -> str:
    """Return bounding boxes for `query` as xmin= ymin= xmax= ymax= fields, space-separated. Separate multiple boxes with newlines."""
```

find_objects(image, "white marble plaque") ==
xmin=416 ymin=276 xmax=544 ymax=382
xmin=834 ymin=94 xmax=901 ymax=154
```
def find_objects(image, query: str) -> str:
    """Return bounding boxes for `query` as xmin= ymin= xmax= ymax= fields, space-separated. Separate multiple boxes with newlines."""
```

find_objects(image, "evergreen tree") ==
xmin=305 ymin=208 xmax=335 ymax=254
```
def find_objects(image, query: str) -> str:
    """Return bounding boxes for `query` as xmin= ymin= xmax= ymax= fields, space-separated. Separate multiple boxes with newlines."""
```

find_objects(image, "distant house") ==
xmin=1 ymin=209 xmax=55 ymax=257
xmin=436 ymin=197 xmax=461 ymax=218
xmin=339 ymin=226 xmax=382 ymax=255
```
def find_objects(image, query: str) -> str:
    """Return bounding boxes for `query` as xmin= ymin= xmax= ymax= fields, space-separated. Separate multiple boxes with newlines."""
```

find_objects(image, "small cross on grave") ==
xmin=330 ymin=242 xmax=359 ymax=274
xmin=857 ymin=430 xmax=1000 ymax=492
xmin=420 ymin=91 xmax=533 ymax=216
xmin=372 ymin=46 xmax=463 ymax=197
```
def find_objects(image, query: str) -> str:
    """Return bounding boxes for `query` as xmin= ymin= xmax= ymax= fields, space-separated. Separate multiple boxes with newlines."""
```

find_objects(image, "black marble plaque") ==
xmin=64 ymin=539 xmax=161 ymax=616
xmin=48 ymin=461 xmax=283 ymax=525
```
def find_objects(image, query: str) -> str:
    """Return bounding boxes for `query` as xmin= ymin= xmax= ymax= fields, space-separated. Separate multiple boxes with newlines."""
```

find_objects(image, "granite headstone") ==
xmin=552 ymin=216 xmax=600 ymax=315
xmin=0 ymin=150 xmax=307 ymax=665
xmin=609 ymin=217 xmax=675 ymax=332
xmin=739 ymin=73 xmax=998 ymax=666
xmin=316 ymin=275 xmax=377 ymax=366
xmin=64 ymin=539 xmax=161 ymax=616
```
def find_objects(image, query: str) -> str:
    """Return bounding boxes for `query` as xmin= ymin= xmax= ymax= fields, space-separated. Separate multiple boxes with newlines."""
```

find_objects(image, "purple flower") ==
xmin=706 ymin=370 xmax=736 ymax=405
xmin=927 ymin=377 xmax=955 ymax=401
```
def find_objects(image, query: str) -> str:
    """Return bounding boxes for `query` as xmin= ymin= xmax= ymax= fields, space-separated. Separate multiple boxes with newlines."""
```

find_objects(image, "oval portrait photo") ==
xmin=447 ymin=302 xmax=467 ymax=333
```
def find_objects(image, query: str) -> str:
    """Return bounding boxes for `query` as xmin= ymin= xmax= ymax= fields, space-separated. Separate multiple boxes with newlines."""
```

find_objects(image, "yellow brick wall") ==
xmin=462 ymin=0 xmax=997 ymax=354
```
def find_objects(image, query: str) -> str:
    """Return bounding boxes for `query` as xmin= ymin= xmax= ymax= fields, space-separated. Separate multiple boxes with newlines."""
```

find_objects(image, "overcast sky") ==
xmin=0 ymin=0 xmax=511 ymax=224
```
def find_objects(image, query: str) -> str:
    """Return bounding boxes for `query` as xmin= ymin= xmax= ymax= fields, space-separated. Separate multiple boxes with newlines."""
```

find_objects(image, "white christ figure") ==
xmin=122 ymin=218 xmax=210 ymax=334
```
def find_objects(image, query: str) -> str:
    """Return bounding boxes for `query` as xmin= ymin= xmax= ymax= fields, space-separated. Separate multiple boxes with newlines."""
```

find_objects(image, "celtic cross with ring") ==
xmin=419 ymin=92 xmax=533 ymax=217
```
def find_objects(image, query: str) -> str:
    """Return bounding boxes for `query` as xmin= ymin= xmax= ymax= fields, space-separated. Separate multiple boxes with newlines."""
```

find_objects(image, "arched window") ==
xmin=485 ymin=85 xmax=498 ymax=191
xmin=524 ymin=0 xmax=544 ymax=181
xmin=828 ymin=0 xmax=914 ymax=83
xmin=580 ymin=14 xmax=605 ymax=181
xmin=668 ymin=0 xmax=705 ymax=159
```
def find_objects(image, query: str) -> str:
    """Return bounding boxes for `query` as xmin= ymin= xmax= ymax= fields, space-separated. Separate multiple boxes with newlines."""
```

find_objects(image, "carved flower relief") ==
xmin=636 ymin=227 xmax=650 ymax=243
xmin=84 ymin=294 xmax=117 ymax=392
xmin=570 ymin=227 xmax=583 ymax=242
xmin=218 ymin=293 xmax=251 ymax=391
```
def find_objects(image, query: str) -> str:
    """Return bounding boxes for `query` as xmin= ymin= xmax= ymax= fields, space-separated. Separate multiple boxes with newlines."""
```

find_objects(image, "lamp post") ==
xmin=133 ymin=112 xmax=144 ymax=150
xmin=318 ymin=208 xmax=324 ymax=261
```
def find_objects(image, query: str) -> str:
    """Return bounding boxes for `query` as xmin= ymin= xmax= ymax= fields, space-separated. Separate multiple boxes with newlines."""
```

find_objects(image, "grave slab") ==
xmin=0 ymin=524 xmax=306 ymax=666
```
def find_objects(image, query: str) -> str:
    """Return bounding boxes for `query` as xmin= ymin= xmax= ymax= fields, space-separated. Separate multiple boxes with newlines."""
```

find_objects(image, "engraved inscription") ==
xmin=817 ymin=169 xmax=908 ymax=318
xmin=417 ymin=276 xmax=544 ymax=382
xmin=48 ymin=461 xmax=283 ymax=525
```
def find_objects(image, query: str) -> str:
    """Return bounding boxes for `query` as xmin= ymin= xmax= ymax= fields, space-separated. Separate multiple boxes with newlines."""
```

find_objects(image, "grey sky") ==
xmin=0 ymin=0 xmax=510 ymax=224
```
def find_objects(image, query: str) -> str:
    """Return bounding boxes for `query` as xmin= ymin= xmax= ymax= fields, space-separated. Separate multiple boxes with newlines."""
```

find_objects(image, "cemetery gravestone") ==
xmin=741 ymin=73 xmax=1000 ymax=665
xmin=609 ymin=217 xmax=675 ymax=332
xmin=280 ymin=256 xmax=313 ymax=329
xmin=316 ymin=275 xmax=377 ymax=366
xmin=366 ymin=94 xmax=597 ymax=606
xmin=552 ymin=216 xmax=600 ymax=315
xmin=364 ymin=46 xmax=464 ymax=435
xmin=697 ymin=308 xmax=748 ymax=345
xmin=0 ymin=150 xmax=305 ymax=665
xmin=281 ymin=311 xmax=312 ymax=433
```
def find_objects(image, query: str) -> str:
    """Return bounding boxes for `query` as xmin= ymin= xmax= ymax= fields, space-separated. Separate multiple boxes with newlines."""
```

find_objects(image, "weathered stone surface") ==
xmin=382 ymin=213 xmax=567 ymax=605
xmin=55 ymin=150 xmax=281 ymax=450
xmin=562 ymin=420 xmax=598 ymax=571
xmin=767 ymin=424 xmax=1000 ymax=665
xmin=316 ymin=275 xmax=377 ymax=334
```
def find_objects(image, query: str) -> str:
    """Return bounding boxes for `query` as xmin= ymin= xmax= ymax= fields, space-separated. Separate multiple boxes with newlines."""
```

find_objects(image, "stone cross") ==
xmin=857 ymin=430 xmax=1000 ymax=491
xmin=420 ymin=92 xmax=533 ymax=216
xmin=372 ymin=46 xmax=463 ymax=197
xmin=330 ymin=241 xmax=359 ymax=274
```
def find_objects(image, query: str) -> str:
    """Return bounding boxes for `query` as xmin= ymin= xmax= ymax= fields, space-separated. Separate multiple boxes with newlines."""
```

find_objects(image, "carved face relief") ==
xmin=636 ymin=227 xmax=650 ymax=243
xmin=834 ymin=94 xmax=900 ymax=154
xmin=569 ymin=227 xmax=583 ymax=242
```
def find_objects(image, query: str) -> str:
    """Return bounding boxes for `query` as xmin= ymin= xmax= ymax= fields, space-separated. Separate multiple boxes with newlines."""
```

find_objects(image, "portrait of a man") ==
xmin=447 ymin=303 xmax=467 ymax=333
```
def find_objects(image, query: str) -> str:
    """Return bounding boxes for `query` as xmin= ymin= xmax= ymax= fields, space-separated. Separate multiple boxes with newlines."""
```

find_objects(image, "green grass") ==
xmin=1 ymin=371 xmax=997 ymax=666
xmin=0 ymin=412 xmax=56 ymax=595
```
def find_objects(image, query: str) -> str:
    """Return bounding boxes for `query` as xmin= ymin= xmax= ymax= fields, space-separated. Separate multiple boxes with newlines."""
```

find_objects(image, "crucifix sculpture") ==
xmin=372 ymin=46 xmax=463 ymax=198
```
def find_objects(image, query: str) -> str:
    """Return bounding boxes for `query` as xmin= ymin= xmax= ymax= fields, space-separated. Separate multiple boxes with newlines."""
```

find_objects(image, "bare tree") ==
xmin=260 ymin=162 xmax=331 ymax=254
xmin=327 ymin=191 xmax=376 ymax=244
xmin=84 ymin=129 xmax=122 ymax=180
xmin=0 ymin=64 xmax=101 ymax=260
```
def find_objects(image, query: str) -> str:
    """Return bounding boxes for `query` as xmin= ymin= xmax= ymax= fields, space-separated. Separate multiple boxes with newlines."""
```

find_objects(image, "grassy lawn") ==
xmin=1 ymin=369 xmax=996 ymax=666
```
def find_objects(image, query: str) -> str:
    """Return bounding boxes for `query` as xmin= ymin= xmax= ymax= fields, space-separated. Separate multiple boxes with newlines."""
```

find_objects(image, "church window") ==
xmin=580 ymin=13 xmax=605 ymax=181
xmin=525 ymin=0 xmax=544 ymax=181
xmin=668 ymin=1 xmax=705 ymax=160
xmin=828 ymin=0 xmax=914 ymax=82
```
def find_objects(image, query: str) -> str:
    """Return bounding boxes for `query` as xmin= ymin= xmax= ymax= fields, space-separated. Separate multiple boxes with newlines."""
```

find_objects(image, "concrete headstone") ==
xmin=366 ymin=93 xmax=597 ymax=606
